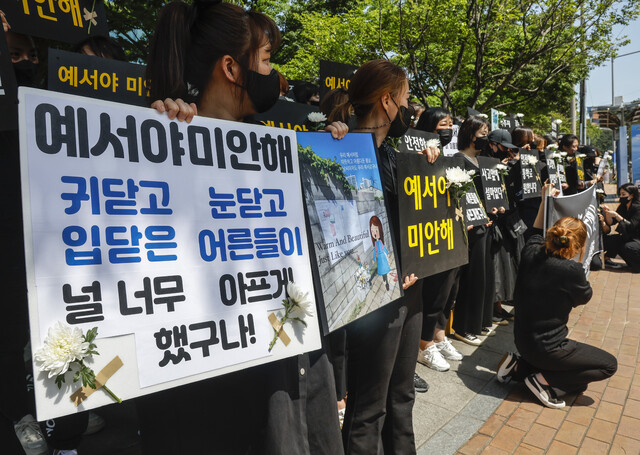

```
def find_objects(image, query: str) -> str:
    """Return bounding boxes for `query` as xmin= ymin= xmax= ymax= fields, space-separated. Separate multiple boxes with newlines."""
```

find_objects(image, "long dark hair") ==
xmin=511 ymin=126 xmax=534 ymax=148
xmin=457 ymin=115 xmax=489 ymax=150
xmin=146 ymin=0 xmax=280 ymax=103
xmin=329 ymin=59 xmax=407 ymax=124
xmin=619 ymin=183 xmax=639 ymax=202
xmin=415 ymin=107 xmax=451 ymax=133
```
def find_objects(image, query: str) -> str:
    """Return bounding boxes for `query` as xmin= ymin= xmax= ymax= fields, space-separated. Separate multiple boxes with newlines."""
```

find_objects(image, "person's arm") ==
xmin=568 ymin=263 xmax=593 ymax=307
xmin=533 ymin=183 xmax=560 ymax=230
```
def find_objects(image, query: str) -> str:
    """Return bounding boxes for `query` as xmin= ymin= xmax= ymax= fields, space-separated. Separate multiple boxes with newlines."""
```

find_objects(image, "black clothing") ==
xmin=421 ymin=267 xmax=460 ymax=341
xmin=513 ymin=233 xmax=616 ymax=394
xmin=342 ymin=141 xmax=423 ymax=454
xmin=451 ymin=153 xmax=495 ymax=335
xmin=611 ymin=201 xmax=640 ymax=242
xmin=603 ymin=201 xmax=640 ymax=272
xmin=514 ymin=234 xmax=592 ymax=351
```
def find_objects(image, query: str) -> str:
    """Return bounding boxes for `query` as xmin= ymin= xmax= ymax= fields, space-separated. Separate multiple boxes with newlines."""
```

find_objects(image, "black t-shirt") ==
xmin=514 ymin=233 xmax=592 ymax=353
xmin=613 ymin=201 xmax=640 ymax=241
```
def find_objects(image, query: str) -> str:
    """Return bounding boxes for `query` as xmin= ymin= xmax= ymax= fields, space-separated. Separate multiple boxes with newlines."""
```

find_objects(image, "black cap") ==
xmin=579 ymin=145 xmax=597 ymax=157
xmin=488 ymin=129 xmax=517 ymax=149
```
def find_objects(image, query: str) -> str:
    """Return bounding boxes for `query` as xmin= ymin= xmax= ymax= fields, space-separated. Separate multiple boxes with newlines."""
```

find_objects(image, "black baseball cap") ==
xmin=488 ymin=129 xmax=517 ymax=149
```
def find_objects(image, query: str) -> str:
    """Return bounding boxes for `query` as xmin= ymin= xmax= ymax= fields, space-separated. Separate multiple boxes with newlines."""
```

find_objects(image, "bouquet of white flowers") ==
xmin=445 ymin=167 xmax=477 ymax=243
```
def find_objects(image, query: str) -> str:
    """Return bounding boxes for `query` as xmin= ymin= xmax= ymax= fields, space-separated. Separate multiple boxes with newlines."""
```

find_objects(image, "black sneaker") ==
xmin=496 ymin=352 xmax=519 ymax=383
xmin=492 ymin=313 xmax=509 ymax=326
xmin=414 ymin=373 xmax=429 ymax=393
xmin=499 ymin=308 xmax=514 ymax=320
xmin=525 ymin=374 xmax=565 ymax=409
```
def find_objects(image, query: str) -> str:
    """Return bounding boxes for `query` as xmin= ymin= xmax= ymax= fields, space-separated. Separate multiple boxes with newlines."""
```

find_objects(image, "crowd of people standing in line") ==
xmin=3 ymin=0 xmax=635 ymax=453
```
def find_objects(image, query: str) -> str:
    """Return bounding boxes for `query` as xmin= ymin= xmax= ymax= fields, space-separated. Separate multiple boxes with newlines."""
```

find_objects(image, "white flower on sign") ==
xmin=498 ymin=111 xmax=506 ymax=116
xmin=478 ymin=113 xmax=488 ymax=119
xmin=554 ymin=119 xmax=563 ymax=124
xmin=560 ymin=152 xmax=568 ymax=158
xmin=596 ymin=189 xmax=605 ymax=194
xmin=548 ymin=152 xmax=561 ymax=160
xmin=547 ymin=144 xmax=559 ymax=150
xmin=287 ymin=281 xmax=314 ymax=319
xmin=34 ymin=322 xmax=90 ymax=379
xmin=426 ymin=138 xmax=441 ymax=149
xmin=308 ymin=112 xmax=327 ymax=123
xmin=521 ymin=155 xmax=538 ymax=166
xmin=576 ymin=153 xmax=587 ymax=158
xmin=495 ymin=163 xmax=508 ymax=171
xmin=516 ymin=113 xmax=524 ymax=118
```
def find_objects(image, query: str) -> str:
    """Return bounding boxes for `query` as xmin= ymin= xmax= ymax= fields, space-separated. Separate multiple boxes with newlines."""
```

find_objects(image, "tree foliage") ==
xmin=104 ymin=0 xmax=640 ymax=131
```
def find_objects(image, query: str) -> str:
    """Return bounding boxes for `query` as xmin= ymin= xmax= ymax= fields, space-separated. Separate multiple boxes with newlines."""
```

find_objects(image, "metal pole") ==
xmin=611 ymin=56 xmax=614 ymax=106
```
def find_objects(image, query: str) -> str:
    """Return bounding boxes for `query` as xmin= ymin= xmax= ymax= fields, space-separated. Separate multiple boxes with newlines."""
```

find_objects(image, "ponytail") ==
xmin=146 ymin=1 xmax=191 ymax=102
xmin=147 ymin=1 xmax=280 ymax=104
xmin=545 ymin=217 xmax=587 ymax=260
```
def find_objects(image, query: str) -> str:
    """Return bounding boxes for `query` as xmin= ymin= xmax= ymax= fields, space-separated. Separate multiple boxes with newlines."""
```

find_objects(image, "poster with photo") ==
xmin=297 ymin=132 xmax=401 ymax=332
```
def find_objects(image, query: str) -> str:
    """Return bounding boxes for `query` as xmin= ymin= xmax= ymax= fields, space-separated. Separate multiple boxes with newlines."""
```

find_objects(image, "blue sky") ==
xmin=587 ymin=18 xmax=640 ymax=107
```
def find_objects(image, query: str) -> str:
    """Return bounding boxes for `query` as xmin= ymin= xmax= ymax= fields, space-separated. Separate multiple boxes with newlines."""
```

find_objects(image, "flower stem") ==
xmin=102 ymin=385 xmax=122 ymax=403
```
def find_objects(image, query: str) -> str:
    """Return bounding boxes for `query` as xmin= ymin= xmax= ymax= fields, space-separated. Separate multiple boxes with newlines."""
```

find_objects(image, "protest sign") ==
xmin=251 ymin=99 xmax=318 ymax=131
xmin=499 ymin=116 xmax=515 ymax=130
xmin=491 ymin=108 xmax=499 ymax=131
xmin=319 ymin=60 xmax=357 ymax=100
xmin=396 ymin=154 xmax=468 ymax=280
xmin=461 ymin=184 xmax=489 ymax=227
xmin=48 ymin=48 xmax=149 ymax=106
xmin=520 ymin=149 xmax=542 ymax=199
xmin=0 ymin=29 xmax=18 ymax=130
xmin=397 ymin=128 xmax=440 ymax=154
xmin=2 ymin=0 xmax=108 ymax=43
xmin=477 ymin=156 xmax=509 ymax=211
xmin=545 ymin=185 xmax=600 ymax=275
xmin=442 ymin=124 xmax=459 ymax=157
xmin=545 ymin=149 xmax=563 ymax=193
xmin=576 ymin=155 xmax=585 ymax=184
xmin=296 ymin=132 xmax=401 ymax=332
xmin=19 ymin=87 xmax=321 ymax=420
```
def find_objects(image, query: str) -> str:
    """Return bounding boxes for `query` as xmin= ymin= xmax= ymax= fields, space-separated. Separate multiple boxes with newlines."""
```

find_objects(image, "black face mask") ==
xmin=243 ymin=68 xmax=280 ymax=113
xmin=474 ymin=135 xmax=489 ymax=152
xmin=386 ymin=99 xmax=414 ymax=138
xmin=13 ymin=60 xmax=38 ymax=87
xmin=620 ymin=196 xmax=629 ymax=205
xmin=437 ymin=128 xmax=453 ymax=147
xmin=531 ymin=141 xmax=538 ymax=150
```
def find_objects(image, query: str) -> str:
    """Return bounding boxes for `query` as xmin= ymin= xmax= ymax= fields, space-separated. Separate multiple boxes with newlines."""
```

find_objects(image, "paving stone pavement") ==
xmin=436 ymin=266 xmax=640 ymax=455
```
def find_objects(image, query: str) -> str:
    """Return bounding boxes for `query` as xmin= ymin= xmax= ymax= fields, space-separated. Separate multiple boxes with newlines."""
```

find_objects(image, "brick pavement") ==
xmin=456 ymin=266 xmax=640 ymax=455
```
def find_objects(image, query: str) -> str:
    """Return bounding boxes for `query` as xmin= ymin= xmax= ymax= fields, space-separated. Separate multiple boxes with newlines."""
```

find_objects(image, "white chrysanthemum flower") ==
xmin=498 ymin=111 xmax=506 ymax=116
xmin=516 ymin=113 xmax=524 ymax=118
xmin=596 ymin=189 xmax=605 ymax=194
xmin=307 ymin=112 xmax=327 ymax=123
xmin=548 ymin=152 xmax=560 ymax=160
xmin=560 ymin=152 xmax=568 ymax=157
xmin=576 ymin=153 xmax=586 ymax=158
xmin=522 ymin=155 xmax=538 ymax=166
xmin=426 ymin=138 xmax=441 ymax=149
xmin=555 ymin=119 xmax=563 ymax=124
xmin=495 ymin=163 xmax=508 ymax=171
xmin=287 ymin=281 xmax=313 ymax=319
xmin=547 ymin=144 xmax=559 ymax=150
xmin=478 ymin=113 xmax=488 ymax=119
xmin=468 ymin=170 xmax=476 ymax=176
xmin=34 ymin=322 xmax=90 ymax=378
xmin=445 ymin=167 xmax=473 ymax=185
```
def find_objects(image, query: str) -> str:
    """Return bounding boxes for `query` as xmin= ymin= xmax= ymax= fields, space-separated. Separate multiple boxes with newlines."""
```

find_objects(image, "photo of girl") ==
xmin=369 ymin=215 xmax=391 ymax=290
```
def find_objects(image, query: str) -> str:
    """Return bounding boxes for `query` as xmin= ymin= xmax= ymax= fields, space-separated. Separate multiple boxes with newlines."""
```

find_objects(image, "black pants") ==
xmin=342 ymin=281 xmax=423 ymax=455
xmin=421 ymin=268 xmax=459 ymax=341
xmin=604 ymin=235 xmax=640 ymax=272
xmin=515 ymin=339 xmax=617 ymax=396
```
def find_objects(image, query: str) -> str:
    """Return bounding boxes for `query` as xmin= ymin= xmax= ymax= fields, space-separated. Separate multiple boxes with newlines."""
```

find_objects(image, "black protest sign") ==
xmin=48 ymin=49 xmax=148 ymax=106
xmin=397 ymin=129 xmax=440 ymax=154
xmin=461 ymin=184 xmax=489 ymax=227
xmin=319 ymin=60 xmax=357 ymax=100
xmin=520 ymin=149 xmax=542 ymax=199
xmin=576 ymin=155 xmax=585 ymax=183
xmin=2 ymin=0 xmax=108 ymax=44
xmin=251 ymin=99 xmax=318 ymax=131
xmin=0 ymin=29 xmax=18 ymax=131
xmin=499 ymin=116 xmax=515 ymax=130
xmin=397 ymin=154 xmax=468 ymax=280
xmin=545 ymin=149 xmax=562 ymax=190
xmin=545 ymin=185 xmax=600 ymax=276
xmin=477 ymin=156 xmax=508 ymax=211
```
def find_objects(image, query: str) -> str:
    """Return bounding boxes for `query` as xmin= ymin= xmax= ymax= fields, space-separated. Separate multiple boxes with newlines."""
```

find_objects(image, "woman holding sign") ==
xmin=601 ymin=183 xmax=640 ymax=272
xmin=414 ymin=107 xmax=464 ymax=372
xmin=452 ymin=116 xmax=496 ymax=345
xmin=142 ymin=1 xmax=346 ymax=454
xmin=497 ymin=184 xmax=617 ymax=408
xmin=330 ymin=59 xmax=438 ymax=454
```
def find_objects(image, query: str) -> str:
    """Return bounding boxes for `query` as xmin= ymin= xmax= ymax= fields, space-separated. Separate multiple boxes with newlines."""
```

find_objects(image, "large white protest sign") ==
xmin=19 ymin=88 xmax=321 ymax=419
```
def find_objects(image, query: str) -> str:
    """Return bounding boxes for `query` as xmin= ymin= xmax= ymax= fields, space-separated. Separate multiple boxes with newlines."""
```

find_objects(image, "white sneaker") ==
xmin=14 ymin=414 xmax=48 ymax=455
xmin=436 ymin=338 xmax=463 ymax=361
xmin=418 ymin=344 xmax=450 ymax=371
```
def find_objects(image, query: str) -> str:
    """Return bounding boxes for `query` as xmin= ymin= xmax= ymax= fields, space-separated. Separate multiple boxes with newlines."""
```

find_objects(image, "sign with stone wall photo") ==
xmin=297 ymin=132 xmax=401 ymax=333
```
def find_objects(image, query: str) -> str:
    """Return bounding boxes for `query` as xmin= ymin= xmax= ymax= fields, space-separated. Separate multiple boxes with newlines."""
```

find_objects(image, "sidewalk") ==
xmin=445 ymin=266 xmax=640 ymax=455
